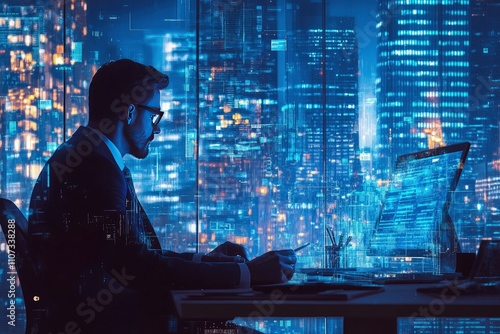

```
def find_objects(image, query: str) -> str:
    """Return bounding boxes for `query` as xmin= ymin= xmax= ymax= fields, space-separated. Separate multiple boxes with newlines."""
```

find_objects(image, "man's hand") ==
xmin=246 ymin=249 xmax=297 ymax=285
xmin=208 ymin=241 xmax=250 ymax=261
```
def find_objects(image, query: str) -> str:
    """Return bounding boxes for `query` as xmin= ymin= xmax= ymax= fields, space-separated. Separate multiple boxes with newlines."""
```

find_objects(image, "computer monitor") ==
xmin=368 ymin=142 xmax=470 ymax=271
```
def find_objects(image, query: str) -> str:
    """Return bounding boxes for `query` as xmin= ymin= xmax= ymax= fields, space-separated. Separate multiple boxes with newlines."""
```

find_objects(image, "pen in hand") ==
xmin=294 ymin=242 xmax=311 ymax=252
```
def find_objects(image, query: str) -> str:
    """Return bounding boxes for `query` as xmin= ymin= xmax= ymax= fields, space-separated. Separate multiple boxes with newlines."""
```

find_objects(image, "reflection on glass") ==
xmin=1 ymin=0 xmax=499 ymax=333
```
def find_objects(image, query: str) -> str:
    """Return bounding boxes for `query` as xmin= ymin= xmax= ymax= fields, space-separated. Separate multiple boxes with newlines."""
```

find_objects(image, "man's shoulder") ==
xmin=47 ymin=127 xmax=121 ymax=183
xmin=53 ymin=127 xmax=114 ymax=160
xmin=29 ymin=129 xmax=127 ymax=221
xmin=49 ymin=151 xmax=122 ymax=185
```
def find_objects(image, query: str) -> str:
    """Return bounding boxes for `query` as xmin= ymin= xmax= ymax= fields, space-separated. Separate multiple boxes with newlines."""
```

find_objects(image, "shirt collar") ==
xmin=86 ymin=126 xmax=125 ymax=170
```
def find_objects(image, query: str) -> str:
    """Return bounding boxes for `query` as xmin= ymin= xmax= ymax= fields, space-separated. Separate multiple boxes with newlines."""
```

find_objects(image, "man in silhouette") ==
xmin=28 ymin=59 xmax=296 ymax=333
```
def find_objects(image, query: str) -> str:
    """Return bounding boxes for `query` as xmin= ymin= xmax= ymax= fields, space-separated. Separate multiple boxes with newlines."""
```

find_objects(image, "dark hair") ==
xmin=88 ymin=59 xmax=169 ymax=122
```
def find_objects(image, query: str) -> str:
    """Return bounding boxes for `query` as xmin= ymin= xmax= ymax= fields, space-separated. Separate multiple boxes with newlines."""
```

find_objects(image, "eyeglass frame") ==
xmin=134 ymin=104 xmax=164 ymax=126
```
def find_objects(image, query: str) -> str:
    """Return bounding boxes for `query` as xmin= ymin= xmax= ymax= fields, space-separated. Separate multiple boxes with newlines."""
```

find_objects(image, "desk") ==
xmin=172 ymin=284 xmax=500 ymax=334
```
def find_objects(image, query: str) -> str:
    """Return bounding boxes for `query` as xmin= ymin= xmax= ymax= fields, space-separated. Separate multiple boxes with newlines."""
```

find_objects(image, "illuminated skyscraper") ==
xmin=468 ymin=0 xmax=500 ymax=243
xmin=290 ymin=20 xmax=360 ymax=186
xmin=468 ymin=0 xmax=500 ymax=166
xmin=196 ymin=0 xmax=280 ymax=254
xmin=375 ymin=0 xmax=469 ymax=177
xmin=453 ymin=0 xmax=500 ymax=249
xmin=325 ymin=17 xmax=360 ymax=199
xmin=274 ymin=8 xmax=360 ymax=266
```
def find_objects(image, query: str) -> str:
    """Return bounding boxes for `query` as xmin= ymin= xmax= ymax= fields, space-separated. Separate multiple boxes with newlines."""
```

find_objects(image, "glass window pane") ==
xmin=0 ymin=4 xmax=65 ymax=212
xmin=1 ymin=0 xmax=500 ymax=332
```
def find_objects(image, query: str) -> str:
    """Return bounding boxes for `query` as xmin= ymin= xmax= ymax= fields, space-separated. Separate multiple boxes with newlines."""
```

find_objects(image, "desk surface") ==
xmin=172 ymin=283 xmax=500 ymax=320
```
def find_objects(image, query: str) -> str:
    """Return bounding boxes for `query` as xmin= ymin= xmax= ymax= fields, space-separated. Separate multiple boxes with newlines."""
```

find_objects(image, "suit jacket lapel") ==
xmin=73 ymin=127 xmax=162 ymax=252
xmin=123 ymin=165 xmax=162 ymax=252
xmin=139 ymin=202 xmax=162 ymax=251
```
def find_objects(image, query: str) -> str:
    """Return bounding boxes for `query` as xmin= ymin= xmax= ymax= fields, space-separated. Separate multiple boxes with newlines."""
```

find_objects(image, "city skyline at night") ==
xmin=0 ymin=0 xmax=498 ymax=272
xmin=0 ymin=0 xmax=499 ymax=332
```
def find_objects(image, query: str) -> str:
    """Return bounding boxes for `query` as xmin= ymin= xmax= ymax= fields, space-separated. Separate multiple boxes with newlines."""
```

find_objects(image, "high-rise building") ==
xmin=267 ymin=4 xmax=361 ymax=266
xmin=293 ymin=20 xmax=360 ymax=200
xmin=448 ymin=0 xmax=500 ymax=247
xmin=375 ymin=0 xmax=470 ymax=178
xmin=468 ymin=0 xmax=500 ymax=166
xmin=325 ymin=17 xmax=360 ymax=198
xmin=196 ymin=0 xmax=280 ymax=255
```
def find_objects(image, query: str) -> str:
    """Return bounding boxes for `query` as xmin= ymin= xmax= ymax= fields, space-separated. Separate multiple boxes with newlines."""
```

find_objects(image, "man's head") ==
xmin=89 ymin=59 xmax=169 ymax=123
xmin=88 ymin=59 xmax=169 ymax=158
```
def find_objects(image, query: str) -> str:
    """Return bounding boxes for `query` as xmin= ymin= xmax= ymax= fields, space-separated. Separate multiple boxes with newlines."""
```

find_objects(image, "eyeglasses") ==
xmin=135 ymin=104 xmax=164 ymax=126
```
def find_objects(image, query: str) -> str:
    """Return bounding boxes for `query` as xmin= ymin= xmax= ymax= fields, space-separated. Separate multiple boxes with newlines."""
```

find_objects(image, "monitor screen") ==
xmin=368 ymin=142 xmax=470 ymax=258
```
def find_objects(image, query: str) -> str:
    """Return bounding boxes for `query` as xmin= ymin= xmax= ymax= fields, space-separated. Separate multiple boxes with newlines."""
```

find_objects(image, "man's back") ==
xmin=28 ymin=127 xmax=162 ymax=333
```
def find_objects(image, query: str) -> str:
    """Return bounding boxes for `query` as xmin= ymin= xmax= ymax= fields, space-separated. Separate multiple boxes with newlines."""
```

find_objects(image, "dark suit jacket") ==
xmin=28 ymin=126 xmax=242 ymax=333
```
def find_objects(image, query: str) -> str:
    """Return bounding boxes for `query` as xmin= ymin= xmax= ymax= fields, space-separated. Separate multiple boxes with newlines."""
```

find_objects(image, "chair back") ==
xmin=0 ymin=198 xmax=46 ymax=334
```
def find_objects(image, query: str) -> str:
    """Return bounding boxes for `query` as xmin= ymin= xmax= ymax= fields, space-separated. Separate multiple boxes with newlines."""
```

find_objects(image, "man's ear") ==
xmin=127 ymin=104 xmax=135 ymax=124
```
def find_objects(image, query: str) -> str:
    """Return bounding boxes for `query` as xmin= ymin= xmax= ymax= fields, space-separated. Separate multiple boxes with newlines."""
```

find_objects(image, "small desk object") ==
xmin=172 ymin=282 xmax=500 ymax=334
